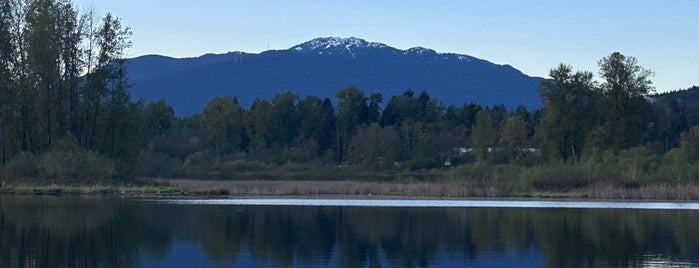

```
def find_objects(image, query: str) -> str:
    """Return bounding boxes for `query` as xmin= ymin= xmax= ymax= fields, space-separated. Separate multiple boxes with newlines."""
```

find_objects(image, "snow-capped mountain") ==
xmin=127 ymin=37 xmax=542 ymax=116
xmin=291 ymin=37 xmax=388 ymax=51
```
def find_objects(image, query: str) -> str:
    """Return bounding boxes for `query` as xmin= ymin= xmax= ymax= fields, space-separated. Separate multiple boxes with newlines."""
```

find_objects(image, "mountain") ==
xmin=652 ymin=85 xmax=699 ymax=127
xmin=127 ymin=37 xmax=543 ymax=116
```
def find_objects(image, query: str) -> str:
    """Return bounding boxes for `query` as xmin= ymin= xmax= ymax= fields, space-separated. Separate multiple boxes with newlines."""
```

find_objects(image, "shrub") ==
xmin=39 ymin=150 xmax=115 ymax=180
xmin=182 ymin=152 xmax=214 ymax=178
xmin=521 ymin=163 xmax=587 ymax=191
xmin=134 ymin=152 xmax=183 ymax=178
xmin=3 ymin=152 xmax=39 ymax=178
xmin=2 ymin=148 xmax=115 ymax=181
xmin=617 ymin=146 xmax=660 ymax=181
xmin=219 ymin=160 xmax=270 ymax=174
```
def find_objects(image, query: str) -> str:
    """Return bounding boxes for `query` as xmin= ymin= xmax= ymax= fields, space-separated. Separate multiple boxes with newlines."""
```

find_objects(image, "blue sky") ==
xmin=73 ymin=0 xmax=698 ymax=93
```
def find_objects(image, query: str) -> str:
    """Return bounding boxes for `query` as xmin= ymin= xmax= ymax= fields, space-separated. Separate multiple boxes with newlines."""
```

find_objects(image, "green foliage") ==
xmin=659 ymin=148 xmax=688 ymax=183
xmin=347 ymin=123 xmax=400 ymax=169
xmin=134 ymin=152 xmax=182 ymax=178
xmin=218 ymin=160 xmax=271 ymax=174
xmin=598 ymin=52 xmax=654 ymax=150
xmin=201 ymin=96 xmax=244 ymax=154
xmin=2 ymin=148 xmax=115 ymax=181
xmin=182 ymin=152 xmax=213 ymax=178
xmin=539 ymin=64 xmax=598 ymax=161
xmin=520 ymin=163 xmax=587 ymax=191
xmin=680 ymin=126 xmax=699 ymax=163
xmin=297 ymin=96 xmax=336 ymax=155
xmin=471 ymin=110 xmax=494 ymax=161
xmin=3 ymin=152 xmax=40 ymax=178
xmin=143 ymin=99 xmax=175 ymax=138
xmin=500 ymin=116 xmax=528 ymax=162
xmin=580 ymin=149 xmax=620 ymax=180
xmin=39 ymin=150 xmax=115 ymax=180
xmin=617 ymin=146 xmax=661 ymax=181
xmin=336 ymin=86 xmax=369 ymax=162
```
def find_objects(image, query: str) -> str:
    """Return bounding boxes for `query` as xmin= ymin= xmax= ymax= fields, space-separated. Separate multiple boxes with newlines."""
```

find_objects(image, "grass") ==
xmin=4 ymin=160 xmax=699 ymax=200
xmin=157 ymin=178 xmax=699 ymax=200
xmin=0 ymin=182 xmax=181 ymax=196
xmin=159 ymin=179 xmax=510 ymax=198
xmin=3 ymin=179 xmax=699 ymax=200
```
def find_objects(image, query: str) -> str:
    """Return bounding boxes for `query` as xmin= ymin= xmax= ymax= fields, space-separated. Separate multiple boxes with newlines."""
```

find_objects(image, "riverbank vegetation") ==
xmin=2 ymin=0 xmax=699 ymax=199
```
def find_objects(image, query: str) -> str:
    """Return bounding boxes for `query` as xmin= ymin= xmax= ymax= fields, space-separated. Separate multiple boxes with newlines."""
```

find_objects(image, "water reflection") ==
xmin=1 ymin=196 xmax=698 ymax=267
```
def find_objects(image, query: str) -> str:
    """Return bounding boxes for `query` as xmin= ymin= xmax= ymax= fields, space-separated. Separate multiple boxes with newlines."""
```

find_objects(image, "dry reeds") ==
xmin=160 ymin=179 xmax=699 ymax=200
xmin=161 ymin=179 xmax=509 ymax=198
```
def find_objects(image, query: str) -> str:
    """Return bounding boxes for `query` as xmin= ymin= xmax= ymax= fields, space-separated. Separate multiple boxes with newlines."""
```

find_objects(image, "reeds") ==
xmin=163 ymin=179 xmax=509 ymax=198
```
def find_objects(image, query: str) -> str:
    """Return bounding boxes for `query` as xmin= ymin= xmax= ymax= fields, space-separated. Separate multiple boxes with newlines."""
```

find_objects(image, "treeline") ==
xmin=0 ymin=0 xmax=135 ymax=179
xmin=3 ymin=0 xmax=699 ymax=185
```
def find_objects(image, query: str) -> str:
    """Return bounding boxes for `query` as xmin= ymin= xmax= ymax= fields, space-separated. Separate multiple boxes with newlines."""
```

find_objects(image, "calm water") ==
xmin=1 ymin=197 xmax=699 ymax=267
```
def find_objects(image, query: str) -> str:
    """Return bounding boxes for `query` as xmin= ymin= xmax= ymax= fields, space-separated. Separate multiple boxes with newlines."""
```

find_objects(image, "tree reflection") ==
xmin=1 ymin=197 xmax=698 ymax=267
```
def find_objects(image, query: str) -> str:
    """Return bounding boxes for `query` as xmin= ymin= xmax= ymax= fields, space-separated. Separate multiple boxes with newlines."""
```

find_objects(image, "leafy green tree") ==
xmin=500 ymin=116 xmax=528 ymax=160
xmin=0 ymin=0 xmax=13 ymax=164
xmin=201 ymin=96 xmax=244 ymax=155
xmin=246 ymin=100 xmax=273 ymax=151
xmin=347 ymin=123 xmax=400 ymax=168
xmin=367 ymin=93 xmax=383 ymax=124
xmin=142 ymin=99 xmax=175 ymax=139
xmin=680 ymin=126 xmax=699 ymax=163
xmin=381 ymin=89 xmax=419 ymax=126
xmin=268 ymin=91 xmax=299 ymax=146
xmin=151 ymin=116 xmax=206 ymax=161
xmin=650 ymin=95 xmax=687 ymax=150
xmin=95 ymin=13 xmax=134 ymax=157
xmin=336 ymin=86 xmax=368 ymax=162
xmin=538 ymin=64 xmax=598 ymax=161
xmin=488 ymin=104 xmax=508 ymax=137
xmin=25 ymin=0 xmax=63 ymax=149
xmin=297 ymin=95 xmax=336 ymax=156
xmin=318 ymin=98 xmax=336 ymax=154
xmin=443 ymin=103 xmax=482 ymax=133
xmin=471 ymin=110 xmax=494 ymax=161
xmin=598 ymin=52 xmax=654 ymax=150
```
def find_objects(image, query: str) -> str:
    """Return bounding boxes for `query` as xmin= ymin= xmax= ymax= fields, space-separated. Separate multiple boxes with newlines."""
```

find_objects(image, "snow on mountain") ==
xmin=291 ymin=37 xmax=388 ymax=51
xmin=291 ymin=37 xmax=478 ymax=63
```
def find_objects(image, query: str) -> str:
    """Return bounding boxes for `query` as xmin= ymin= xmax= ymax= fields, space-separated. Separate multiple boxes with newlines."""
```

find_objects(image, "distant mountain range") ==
xmin=126 ymin=37 xmax=543 ymax=116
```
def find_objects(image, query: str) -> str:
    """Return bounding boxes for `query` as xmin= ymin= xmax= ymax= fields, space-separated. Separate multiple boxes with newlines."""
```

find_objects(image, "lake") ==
xmin=1 ymin=196 xmax=699 ymax=267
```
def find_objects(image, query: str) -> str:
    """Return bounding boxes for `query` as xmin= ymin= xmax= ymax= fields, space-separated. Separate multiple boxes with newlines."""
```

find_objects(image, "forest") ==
xmin=2 ymin=0 xmax=699 ymax=193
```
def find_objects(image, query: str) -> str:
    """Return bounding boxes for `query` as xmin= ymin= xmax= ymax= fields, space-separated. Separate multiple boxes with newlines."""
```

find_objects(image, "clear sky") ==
xmin=73 ymin=0 xmax=698 ymax=93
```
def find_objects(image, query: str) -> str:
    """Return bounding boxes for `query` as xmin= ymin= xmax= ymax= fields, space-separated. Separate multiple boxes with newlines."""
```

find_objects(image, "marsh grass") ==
xmin=0 ymin=179 xmax=181 ymax=196
xmin=161 ymin=179 xmax=510 ymax=198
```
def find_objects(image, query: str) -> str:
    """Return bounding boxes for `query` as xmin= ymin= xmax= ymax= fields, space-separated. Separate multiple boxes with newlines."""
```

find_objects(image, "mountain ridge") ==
xmin=126 ymin=37 xmax=543 ymax=116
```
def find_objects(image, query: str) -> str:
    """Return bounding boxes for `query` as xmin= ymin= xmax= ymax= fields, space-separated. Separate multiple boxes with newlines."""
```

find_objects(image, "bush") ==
xmin=219 ymin=160 xmax=270 ymax=174
xmin=465 ymin=162 xmax=494 ymax=180
xmin=2 ymin=149 xmax=115 ymax=181
xmin=580 ymin=149 xmax=621 ymax=181
xmin=39 ymin=150 xmax=115 ymax=180
xmin=182 ymin=152 xmax=214 ymax=178
xmin=134 ymin=152 xmax=183 ymax=178
xmin=617 ymin=146 xmax=660 ymax=181
xmin=521 ymin=163 xmax=587 ymax=191
xmin=3 ymin=152 xmax=39 ymax=178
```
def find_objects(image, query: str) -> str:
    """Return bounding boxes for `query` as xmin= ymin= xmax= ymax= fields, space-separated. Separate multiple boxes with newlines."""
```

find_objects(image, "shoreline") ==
xmin=159 ymin=179 xmax=699 ymax=201
xmin=2 ymin=178 xmax=698 ymax=201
